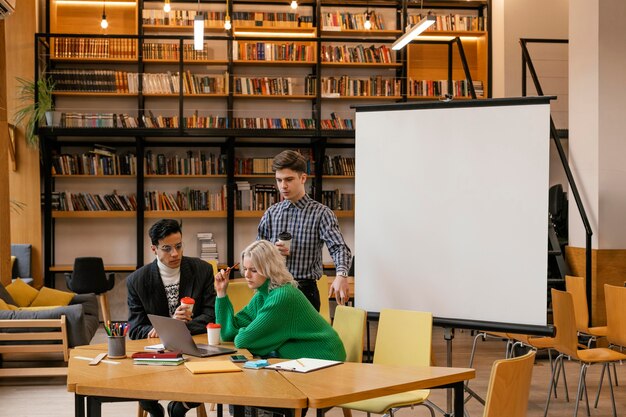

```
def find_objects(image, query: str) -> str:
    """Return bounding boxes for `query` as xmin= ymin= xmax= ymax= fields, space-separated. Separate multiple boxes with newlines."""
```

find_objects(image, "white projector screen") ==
xmin=355 ymin=98 xmax=551 ymax=332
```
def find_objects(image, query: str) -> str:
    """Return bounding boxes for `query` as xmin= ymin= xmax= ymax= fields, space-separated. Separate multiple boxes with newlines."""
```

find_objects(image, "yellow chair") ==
xmin=594 ymin=284 xmax=626 ymax=406
xmin=228 ymin=281 xmax=255 ymax=313
xmin=340 ymin=309 xmax=435 ymax=417
xmin=483 ymin=351 xmax=536 ymax=417
xmin=206 ymin=260 xmax=218 ymax=276
xmin=332 ymin=305 xmax=366 ymax=363
xmin=317 ymin=275 xmax=331 ymax=323
xmin=565 ymin=275 xmax=607 ymax=346
xmin=544 ymin=289 xmax=626 ymax=417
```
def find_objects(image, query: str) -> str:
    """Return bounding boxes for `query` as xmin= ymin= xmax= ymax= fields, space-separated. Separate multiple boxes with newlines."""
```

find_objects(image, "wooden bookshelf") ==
xmin=52 ymin=211 xmax=136 ymax=219
xmin=144 ymin=211 xmax=227 ymax=218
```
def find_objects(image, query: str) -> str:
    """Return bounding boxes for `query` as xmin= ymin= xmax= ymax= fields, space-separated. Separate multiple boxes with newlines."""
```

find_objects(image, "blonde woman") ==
xmin=214 ymin=240 xmax=345 ymax=360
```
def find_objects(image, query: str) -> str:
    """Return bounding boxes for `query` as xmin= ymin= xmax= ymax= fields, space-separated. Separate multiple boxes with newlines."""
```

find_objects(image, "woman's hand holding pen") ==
xmin=214 ymin=263 xmax=238 ymax=297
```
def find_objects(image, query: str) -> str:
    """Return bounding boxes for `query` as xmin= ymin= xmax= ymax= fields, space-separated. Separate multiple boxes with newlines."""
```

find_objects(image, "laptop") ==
xmin=148 ymin=314 xmax=237 ymax=358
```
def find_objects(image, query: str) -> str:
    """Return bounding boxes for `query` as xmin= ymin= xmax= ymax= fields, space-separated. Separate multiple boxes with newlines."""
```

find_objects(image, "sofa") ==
xmin=0 ymin=282 xmax=99 ymax=377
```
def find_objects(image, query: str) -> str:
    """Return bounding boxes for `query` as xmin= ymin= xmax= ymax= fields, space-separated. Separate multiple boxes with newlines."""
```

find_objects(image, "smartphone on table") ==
xmin=230 ymin=354 xmax=248 ymax=363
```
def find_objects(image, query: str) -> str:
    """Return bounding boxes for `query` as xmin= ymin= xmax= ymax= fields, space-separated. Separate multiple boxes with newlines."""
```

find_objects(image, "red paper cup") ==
xmin=206 ymin=323 xmax=221 ymax=345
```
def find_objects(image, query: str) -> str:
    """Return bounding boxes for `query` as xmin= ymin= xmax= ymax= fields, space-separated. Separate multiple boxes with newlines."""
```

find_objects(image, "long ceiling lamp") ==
xmin=194 ymin=0 xmax=204 ymax=50
xmin=391 ymin=14 xmax=434 ymax=50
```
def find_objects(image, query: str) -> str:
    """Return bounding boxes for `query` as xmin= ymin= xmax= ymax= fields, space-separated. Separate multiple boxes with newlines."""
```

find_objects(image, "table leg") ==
xmin=233 ymin=405 xmax=245 ymax=417
xmin=75 ymin=394 xmax=85 ymax=417
xmin=87 ymin=397 xmax=102 ymax=417
xmin=453 ymin=381 xmax=464 ymax=417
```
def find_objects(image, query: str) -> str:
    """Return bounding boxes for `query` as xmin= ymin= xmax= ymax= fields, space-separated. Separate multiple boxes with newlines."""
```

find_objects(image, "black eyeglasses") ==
xmin=157 ymin=242 xmax=183 ymax=253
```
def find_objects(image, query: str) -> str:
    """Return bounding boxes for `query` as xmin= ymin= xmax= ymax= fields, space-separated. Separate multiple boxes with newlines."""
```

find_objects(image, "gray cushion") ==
xmin=10 ymin=244 xmax=32 ymax=279
xmin=0 ymin=293 xmax=99 ymax=347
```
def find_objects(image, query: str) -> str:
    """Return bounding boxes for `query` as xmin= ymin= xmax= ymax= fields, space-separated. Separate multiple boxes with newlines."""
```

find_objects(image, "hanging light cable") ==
xmin=163 ymin=0 xmax=171 ymax=13
xmin=194 ymin=0 xmax=204 ymax=50
xmin=224 ymin=0 xmax=231 ymax=30
xmin=100 ymin=0 xmax=108 ymax=29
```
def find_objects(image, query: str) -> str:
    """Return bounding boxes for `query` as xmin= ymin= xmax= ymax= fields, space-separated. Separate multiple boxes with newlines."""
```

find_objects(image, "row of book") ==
xmin=197 ymin=232 xmax=219 ymax=262
xmin=142 ymin=10 xmax=226 ymax=27
xmin=53 ymin=37 xmax=136 ymax=59
xmin=321 ymin=76 xmax=402 ymax=97
xmin=234 ymin=154 xmax=315 ymax=176
xmin=321 ymin=190 xmax=355 ymax=211
xmin=144 ymin=187 xmax=227 ymax=212
xmin=232 ymin=12 xmax=302 ymax=28
xmin=143 ymin=42 xmax=217 ymax=61
xmin=407 ymin=79 xmax=484 ymax=98
xmin=139 ymin=71 xmax=228 ymax=95
xmin=145 ymin=151 xmax=226 ymax=176
xmin=233 ymin=41 xmax=315 ymax=62
xmin=233 ymin=77 xmax=297 ymax=96
xmin=53 ymin=113 xmax=358 ymax=130
xmin=52 ymin=152 xmax=137 ymax=176
xmin=52 ymin=191 xmax=137 ymax=212
xmin=235 ymin=182 xmax=279 ymax=211
xmin=323 ymin=155 xmax=354 ymax=176
xmin=322 ymin=11 xmax=385 ymax=31
xmin=409 ymin=13 xmax=487 ymax=32
xmin=321 ymin=44 xmax=394 ymax=64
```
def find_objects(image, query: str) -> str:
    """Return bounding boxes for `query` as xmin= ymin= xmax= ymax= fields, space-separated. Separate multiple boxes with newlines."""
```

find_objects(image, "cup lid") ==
xmin=181 ymin=297 xmax=195 ymax=304
xmin=206 ymin=323 xmax=221 ymax=329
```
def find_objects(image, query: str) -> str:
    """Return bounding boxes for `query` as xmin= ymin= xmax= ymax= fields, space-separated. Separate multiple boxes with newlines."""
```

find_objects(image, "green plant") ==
xmin=13 ymin=75 xmax=55 ymax=147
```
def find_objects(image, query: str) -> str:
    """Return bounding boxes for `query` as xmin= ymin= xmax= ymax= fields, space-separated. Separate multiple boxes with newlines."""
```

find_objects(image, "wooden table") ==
xmin=68 ymin=339 xmax=474 ymax=417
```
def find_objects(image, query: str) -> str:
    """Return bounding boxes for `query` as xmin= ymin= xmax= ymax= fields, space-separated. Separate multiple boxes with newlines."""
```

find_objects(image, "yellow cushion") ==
xmin=10 ymin=256 xmax=16 ymax=276
xmin=0 ymin=298 xmax=18 ymax=310
xmin=30 ymin=286 xmax=75 ymax=307
xmin=5 ymin=278 xmax=39 ymax=307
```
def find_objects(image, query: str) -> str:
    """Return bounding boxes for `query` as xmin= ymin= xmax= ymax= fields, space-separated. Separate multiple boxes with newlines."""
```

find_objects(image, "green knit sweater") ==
xmin=216 ymin=280 xmax=346 ymax=361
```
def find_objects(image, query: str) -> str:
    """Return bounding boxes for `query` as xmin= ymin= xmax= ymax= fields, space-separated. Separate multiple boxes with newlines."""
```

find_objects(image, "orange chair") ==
xmin=483 ymin=351 xmax=536 ymax=417
xmin=544 ymin=289 xmax=626 ymax=417
xmin=565 ymin=275 xmax=607 ymax=347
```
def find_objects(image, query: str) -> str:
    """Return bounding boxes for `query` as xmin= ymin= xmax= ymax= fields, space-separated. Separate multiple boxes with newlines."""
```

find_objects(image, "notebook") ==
xmin=185 ymin=360 xmax=243 ymax=374
xmin=147 ymin=314 xmax=237 ymax=358
xmin=265 ymin=358 xmax=342 ymax=373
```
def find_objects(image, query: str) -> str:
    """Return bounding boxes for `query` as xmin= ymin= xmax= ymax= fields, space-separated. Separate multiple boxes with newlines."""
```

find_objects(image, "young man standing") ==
xmin=257 ymin=150 xmax=352 ymax=310
xmin=127 ymin=218 xmax=215 ymax=417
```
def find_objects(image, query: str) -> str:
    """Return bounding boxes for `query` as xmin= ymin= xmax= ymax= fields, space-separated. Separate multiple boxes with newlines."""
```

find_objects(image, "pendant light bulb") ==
xmin=224 ymin=16 xmax=232 ymax=30
xmin=364 ymin=12 xmax=372 ymax=30
xmin=290 ymin=0 xmax=298 ymax=10
xmin=163 ymin=0 xmax=171 ymax=12
xmin=101 ymin=14 xmax=109 ymax=29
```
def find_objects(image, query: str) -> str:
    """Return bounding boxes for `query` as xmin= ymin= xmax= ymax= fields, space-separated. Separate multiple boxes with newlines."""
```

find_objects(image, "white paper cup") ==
xmin=207 ymin=323 xmax=221 ymax=345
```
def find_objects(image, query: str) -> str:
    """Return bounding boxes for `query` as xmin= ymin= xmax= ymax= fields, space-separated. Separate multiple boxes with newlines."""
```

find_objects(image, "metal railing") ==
xmin=520 ymin=38 xmax=594 ymax=321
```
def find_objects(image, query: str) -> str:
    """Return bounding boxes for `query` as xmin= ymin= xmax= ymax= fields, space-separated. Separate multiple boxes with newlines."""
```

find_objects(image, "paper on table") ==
xmin=265 ymin=358 xmax=342 ymax=373
xmin=184 ymin=360 xmax=243 ymax=374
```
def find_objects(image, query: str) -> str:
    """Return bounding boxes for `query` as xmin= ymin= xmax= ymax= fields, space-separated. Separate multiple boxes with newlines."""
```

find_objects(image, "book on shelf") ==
xmin=197 ymin=232 xmax=219 ymax=262
xmin=144 ymin=187 xmax=226 ymax=212
xmin=408 ymin=13 xmax=486 ymax=32
xmin=54 ymin=191 xmax=137 ymax=212
xmin=322 ymin=11 xmax=385 ymax=31
xmin=321 ymin=44 xmax=393 ymax=65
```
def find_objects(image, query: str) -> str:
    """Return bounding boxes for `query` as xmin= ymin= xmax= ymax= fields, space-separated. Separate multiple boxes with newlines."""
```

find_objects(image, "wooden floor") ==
xmin=2 ymin=327 xmax=626 ymax=417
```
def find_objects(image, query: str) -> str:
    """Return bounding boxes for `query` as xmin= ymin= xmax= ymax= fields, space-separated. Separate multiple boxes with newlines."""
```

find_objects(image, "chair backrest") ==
xmin=604 ymin=284 xmax=626 ymax=348
xmin=565 ymin=275 xmax=591 ymax=333
xmin=482 ymin=351 xmax=536 ymax=417
xmin=71 ymin=257 xmax=109 ymax=294
xmin=317 ymin=275 xmax=331 ymax=323
xmin=206 ymin=260 xmax=218 ymax=276
xmin=332 ymin=305 xmax=366 ymax=363
xmin=551 ymin=288 xmax=580 ymax=358
xmin=373 ymin=309 xmax=432 ymax=367
xmin=228 ymin=281 xmax=255 ymax=313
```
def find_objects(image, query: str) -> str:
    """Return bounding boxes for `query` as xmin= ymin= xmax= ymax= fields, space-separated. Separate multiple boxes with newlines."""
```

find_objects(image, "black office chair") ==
xmin=65 ymin=257 xmax=115 ymax=324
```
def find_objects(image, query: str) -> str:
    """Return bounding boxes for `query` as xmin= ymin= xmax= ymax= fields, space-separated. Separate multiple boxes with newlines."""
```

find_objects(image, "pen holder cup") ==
xmin=107 ymin=336 xmax=126 ymax=359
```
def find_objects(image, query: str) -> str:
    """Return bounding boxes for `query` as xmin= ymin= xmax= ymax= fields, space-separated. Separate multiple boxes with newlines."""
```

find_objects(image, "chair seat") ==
xmin=583 ymin=326 xmax=608 ymax=337
xmin=340 ymin=389 xmax=430 ymax=414
xmin=577 ymin=347 xmax=626 ymax=364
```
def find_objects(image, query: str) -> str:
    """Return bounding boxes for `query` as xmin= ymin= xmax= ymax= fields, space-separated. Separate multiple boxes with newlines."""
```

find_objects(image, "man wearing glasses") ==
xmin=127 ymin=218 xmax=215 ymax=417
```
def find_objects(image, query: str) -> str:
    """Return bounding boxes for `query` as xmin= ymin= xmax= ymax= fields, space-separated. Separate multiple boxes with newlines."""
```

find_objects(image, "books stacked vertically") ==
xmin=323 ymin=155 xmax=355 ymax=176
xmin=197 ymin=233 xmax=219 ymax=263
xmin=144 ymin=151 xmax=226 ymax=175
xmin=322 ymin=189 xmax=354 ymax=211
xmin=144 ymin=187 xmax=226 ymax=211
xmin=55 ymin=191 xmax=137 ymax=212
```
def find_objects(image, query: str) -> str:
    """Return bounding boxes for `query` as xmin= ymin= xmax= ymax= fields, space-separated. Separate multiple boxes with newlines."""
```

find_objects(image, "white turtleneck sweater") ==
xmin=157 ymin=258 xmax=181 ymax=317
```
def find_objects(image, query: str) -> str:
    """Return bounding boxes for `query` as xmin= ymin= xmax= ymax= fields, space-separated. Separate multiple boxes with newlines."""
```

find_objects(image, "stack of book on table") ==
xmin=131 ymin=351 xmax=184 ymax=366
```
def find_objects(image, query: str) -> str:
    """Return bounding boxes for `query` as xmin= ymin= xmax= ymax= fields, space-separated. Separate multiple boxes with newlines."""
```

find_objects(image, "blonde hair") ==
xmin=241 ymin=240 xmax=297 ymax=290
